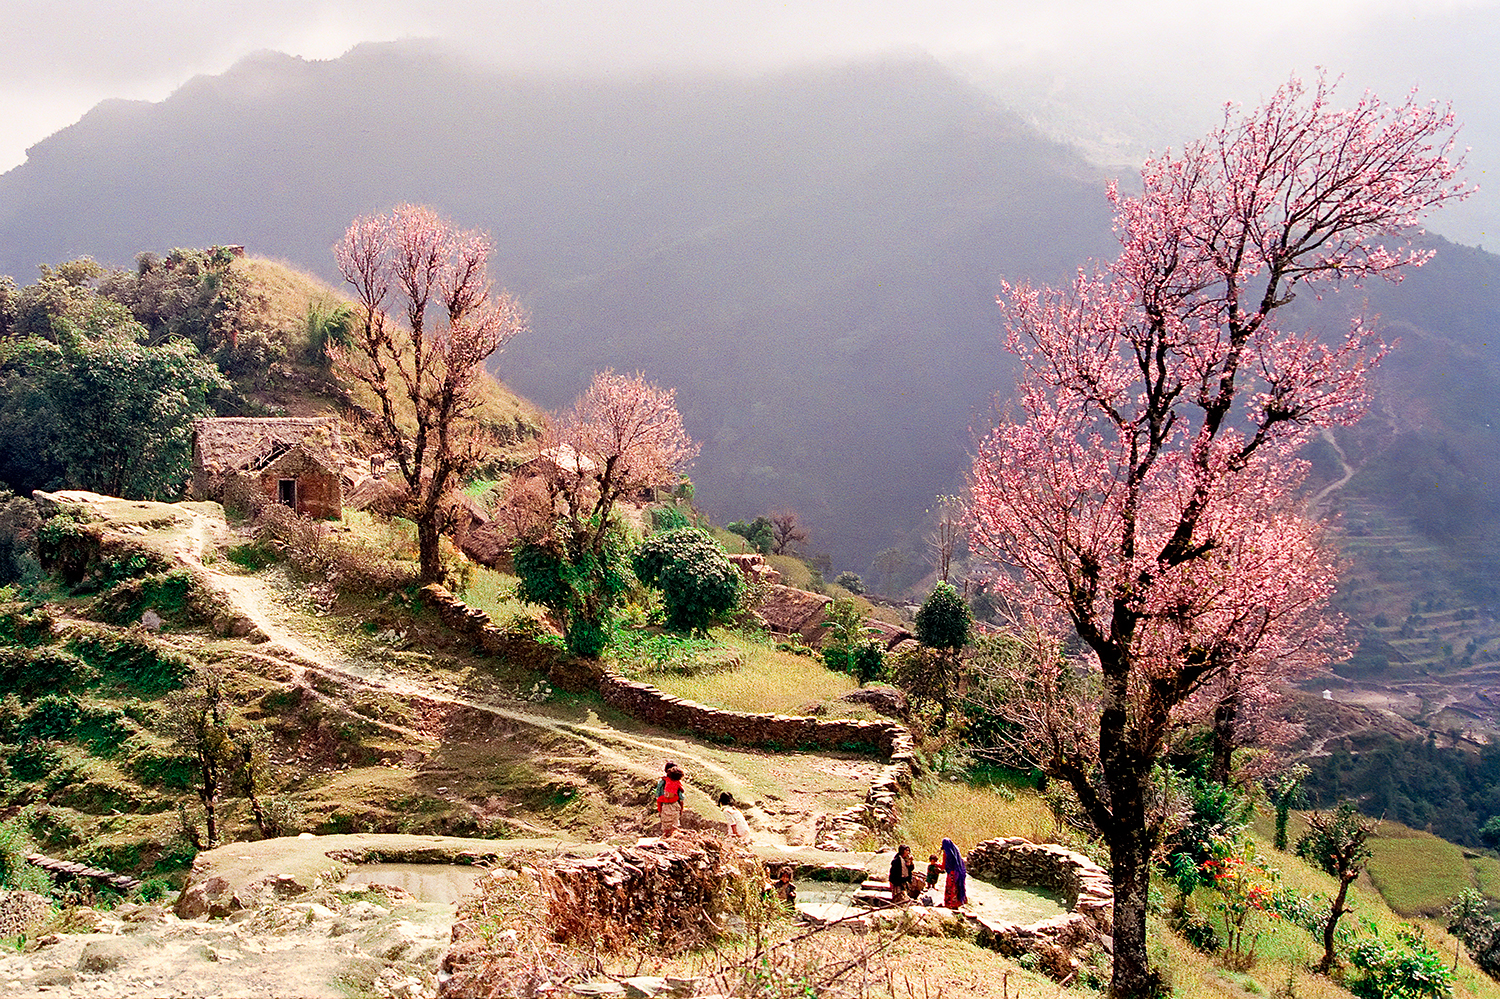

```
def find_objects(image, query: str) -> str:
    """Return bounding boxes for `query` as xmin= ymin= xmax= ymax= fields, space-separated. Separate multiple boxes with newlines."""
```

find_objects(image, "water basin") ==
xmin=960 ymin=875 xmax=1068 ymax=925
xmin=342 ymin=863 xmax=483 ymax=905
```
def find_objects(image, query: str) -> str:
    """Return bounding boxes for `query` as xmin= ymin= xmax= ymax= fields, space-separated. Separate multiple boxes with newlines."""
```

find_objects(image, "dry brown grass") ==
xmin=646 ymin=632 xmax=862 ymax=715
xmin=894 ymin=783 xmax=1055 ymax=854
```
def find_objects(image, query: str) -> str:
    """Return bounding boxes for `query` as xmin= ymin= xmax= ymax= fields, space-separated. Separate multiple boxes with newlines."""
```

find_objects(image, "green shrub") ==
xmin=0 ymin=816 xmax=51 ymax=893
xmin=1347 ymin=924 xmax=1454 ymax=999
xmin=725 ymin=517 xmax=772 ymax=554
xmin=650 ymin=505 xmax=690 ymax=533
xmin=915 ymin=581 xmax=971 ymax=653
xmin=226 ymin=540 xmax=279 ymax=571
xmin=514 ymin=522 xmax=633 ymax=658
xmin=0 ymin=647 xmax=92 ymax=697
xmin=0 ymin=604 xmax=53 ymax=647
xmin=97 ymin=569 xmax=196 ymax=625
xmin=632 ymin=529 xmax=742 ymax=636
xmin=67 ymin=633 xmax=190 ymax=695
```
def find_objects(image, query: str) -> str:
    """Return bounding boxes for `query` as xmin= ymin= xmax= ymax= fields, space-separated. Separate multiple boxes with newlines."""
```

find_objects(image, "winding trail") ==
xmin=159 ymin=504 xmax=861 ymax=847
xmin=1307 ymin=426 xmax=1357 ymax=518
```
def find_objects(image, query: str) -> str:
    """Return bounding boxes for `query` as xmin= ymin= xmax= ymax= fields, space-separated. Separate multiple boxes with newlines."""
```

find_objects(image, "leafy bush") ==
xmin=650 ymin=505 xmax=690 ymax=533
xmin=1164 ymin=775 xmax=1251 ymax=865
xmin=1346 ymin=924 xmax=1454 ymax=999
xmin=610 ymin=628 xmax=722 ymax=676
xmin=631 ymin=529 xmax=742 ymax=636
xmin=67 ymin=633 xmax=190 ymax=694
xmin=725 ymin=517 xmax=772 ymax=555
xmin=0 ymin=604 xmax=52 ymax=648
xmin=0 ymin=647 xmax=91 ymax=697
xmin=0 ymin=815 xmax=51 ymax=893
xmin=915 ymin=581 xmax=971 ymax=653
xmin=514 ymin=522 xmax=633 ymax=658
xmin=833 ymin=571 xmax=865 ymax=594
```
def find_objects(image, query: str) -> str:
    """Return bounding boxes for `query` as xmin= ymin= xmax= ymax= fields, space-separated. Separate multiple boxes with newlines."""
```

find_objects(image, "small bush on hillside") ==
xmin=0 ymin=815 xmax=52 ymax=894
xmin=0 ymin=604 xmax=55 ymax=648
xmin=67 ymin=633 xmax=190 ymax=695
xmin=650 ymin=504 xmax=690 ymax=533
xmin=0 ymin=646 xmax=92 ymax=697
xmin=725 ymin=517 xmax=772 ymax=555
xmin=632 ymin=529 xmax=742 ymax=636
xmin=1346 ymin=924 xmax=1454 ymax=999
xmin=833 ymin=571 xmax=865 ymax=594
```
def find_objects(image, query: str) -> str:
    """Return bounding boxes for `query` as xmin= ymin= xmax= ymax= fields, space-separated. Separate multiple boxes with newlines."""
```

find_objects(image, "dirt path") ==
xmin=152 ymin=501 xmax=872 ymax=851
xmin=1307 ymin=426 xmax=1357 ymax=517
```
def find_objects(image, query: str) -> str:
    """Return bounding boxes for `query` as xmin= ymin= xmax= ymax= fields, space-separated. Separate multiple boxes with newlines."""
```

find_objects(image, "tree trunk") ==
xmin=1109 ymin=822 xmax=1156 ymax=998
xmin=1319 ymin=876 xmax=1353 ymax=974
xmin=1208 ymin=691 xmax=1237 ymax=785
xmin=417 ymin=513 xmax=442 ymax=583
xmin=199 ymin=752 xmax=219 ymax=848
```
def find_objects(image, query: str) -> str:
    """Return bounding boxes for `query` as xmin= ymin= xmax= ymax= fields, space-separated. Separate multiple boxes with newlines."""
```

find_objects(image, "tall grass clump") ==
xmin=894 ymin=780 xmax=1055 ymax=851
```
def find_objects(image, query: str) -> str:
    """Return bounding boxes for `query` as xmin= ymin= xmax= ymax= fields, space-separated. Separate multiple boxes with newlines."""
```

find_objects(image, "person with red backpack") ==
xmin=655 ymin=762 xmax=685 ymax=836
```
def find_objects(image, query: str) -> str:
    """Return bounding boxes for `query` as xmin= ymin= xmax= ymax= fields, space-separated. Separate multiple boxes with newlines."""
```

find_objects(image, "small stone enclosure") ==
xmin=192 ymin=417 xmax=344 ymax=519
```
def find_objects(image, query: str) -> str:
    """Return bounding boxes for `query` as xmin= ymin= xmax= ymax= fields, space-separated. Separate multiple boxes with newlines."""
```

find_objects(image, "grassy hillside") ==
xmin=229 ymin=254 xmax=541 ymax=449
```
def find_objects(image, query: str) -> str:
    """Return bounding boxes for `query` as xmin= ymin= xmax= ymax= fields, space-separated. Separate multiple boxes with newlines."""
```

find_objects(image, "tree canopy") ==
xmin=965 ymin=73 xmax=1469 ymax=998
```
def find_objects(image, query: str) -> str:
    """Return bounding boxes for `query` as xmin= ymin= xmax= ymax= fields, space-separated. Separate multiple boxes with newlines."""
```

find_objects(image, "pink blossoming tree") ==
xmin=966 ymin=75 xmax=1468 ymax=997
xmin=333 ymin=204 xmax=528 ymax=581
xmin=514 ymin=370 xmax=698 ymax=657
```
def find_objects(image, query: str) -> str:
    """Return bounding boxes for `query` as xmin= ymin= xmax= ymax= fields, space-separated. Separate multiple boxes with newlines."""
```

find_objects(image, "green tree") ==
xmin=1266 ymin=764 xmax=1310 ymax=851
xmin=727 ymin=516 xmax=773 ymax=554
xmin=820 ymin=597 xmax=884 ymax=683
xmin=915 ymin=581 xmax=971 ymax=654
xmin=834 ymin=571 xmax=865 ymax=595
xmin=1297 ymin=801 xmax=1376 ymax=974
xmin=513 ymin=520 xmax=633 ymax=658
xmin=28 ymin=324 xmax=226 ymax=499
xmin=632 ymin=528 xmax=742 ymax=635
xmin=514 ymin=370 xmax=697 ymax=657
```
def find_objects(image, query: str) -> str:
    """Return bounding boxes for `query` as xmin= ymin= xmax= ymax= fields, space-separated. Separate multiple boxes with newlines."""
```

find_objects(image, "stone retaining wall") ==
xmin=417 ymin=584 xmax=918 ymax=849
xmin=963 ymin=837 xmax=1113 ymax=976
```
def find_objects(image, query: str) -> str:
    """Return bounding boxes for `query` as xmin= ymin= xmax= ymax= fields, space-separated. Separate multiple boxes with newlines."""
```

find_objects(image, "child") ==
xmin=656 ymin=764 xmax=684 ymax=836
xmin=770 ymin=865 xmax=797 ymax=907
xmin=718 ymin=791 xmax=750 ymax=840
xmin=925 ymin=854 xmax=941 ymax=889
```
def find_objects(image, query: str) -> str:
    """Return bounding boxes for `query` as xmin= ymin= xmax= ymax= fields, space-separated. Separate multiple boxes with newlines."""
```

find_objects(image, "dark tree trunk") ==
xmin=1208 ymin=691 xmax=1238 ymax=785
xmin=199 ymin=756 xmax=219 ymax=849
xmin=1108 ymin=821 xmax=1156 ymax=998
xmin=1319 ymin=876 xmax=1354 ymax=973
xmin=417 ymin=513 xmax=442 ymax=583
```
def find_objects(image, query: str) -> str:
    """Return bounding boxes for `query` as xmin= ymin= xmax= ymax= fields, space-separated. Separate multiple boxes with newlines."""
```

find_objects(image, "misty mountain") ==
xmin=0 ymin=42 xmax=1113 ymax=571
xmin=0 ymin=41 xmax=1495 ymax=606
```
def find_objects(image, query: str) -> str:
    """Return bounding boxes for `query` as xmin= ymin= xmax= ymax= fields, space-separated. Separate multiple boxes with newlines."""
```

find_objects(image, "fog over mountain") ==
xmin=0 ymin=36 xmax=1495 ymax=598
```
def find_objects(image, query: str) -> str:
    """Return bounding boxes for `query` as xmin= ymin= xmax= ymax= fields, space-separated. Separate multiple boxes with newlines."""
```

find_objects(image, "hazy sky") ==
xmin=4 ymin=0 xmax=1496 ymax=241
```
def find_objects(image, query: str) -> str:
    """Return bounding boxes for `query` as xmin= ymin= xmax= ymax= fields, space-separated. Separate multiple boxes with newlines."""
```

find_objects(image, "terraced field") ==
xmin=1319 ymin=494 xmax=1500 ymax=743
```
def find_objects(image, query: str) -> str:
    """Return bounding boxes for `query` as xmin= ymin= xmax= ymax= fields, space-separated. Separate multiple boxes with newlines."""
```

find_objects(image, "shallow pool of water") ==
xmin=959 ymin=875 xmax=1068 ymax=924
xmin=793 ymin=879 xmax=861 ymax=905
xmin=342 ymin=863 xmax=483 ymax=905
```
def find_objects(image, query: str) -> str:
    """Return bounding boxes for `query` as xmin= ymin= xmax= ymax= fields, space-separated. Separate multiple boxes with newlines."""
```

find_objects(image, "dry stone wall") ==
xmin=417 ymin=585 xmax=917 ymax=848
xmin=963 ymin=837 xmax=1113 ymax=974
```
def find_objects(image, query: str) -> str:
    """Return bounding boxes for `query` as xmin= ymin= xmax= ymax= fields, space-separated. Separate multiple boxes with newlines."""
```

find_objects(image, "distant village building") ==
xmin=191 ymin=417 xmax=344 ymax=519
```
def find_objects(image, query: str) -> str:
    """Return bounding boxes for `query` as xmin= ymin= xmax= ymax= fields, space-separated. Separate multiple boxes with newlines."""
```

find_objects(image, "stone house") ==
xmin=191 ymin=417 xmax=344 ymax=519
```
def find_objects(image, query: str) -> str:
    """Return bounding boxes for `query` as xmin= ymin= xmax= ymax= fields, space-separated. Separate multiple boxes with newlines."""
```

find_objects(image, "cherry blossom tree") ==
xmin=514 ymin=370 xmax=697 ymax=657
xmin=333 ymin=204 xmax=528 ymax=581
xmin=966 ymin=75 xmax=1468 ymax=998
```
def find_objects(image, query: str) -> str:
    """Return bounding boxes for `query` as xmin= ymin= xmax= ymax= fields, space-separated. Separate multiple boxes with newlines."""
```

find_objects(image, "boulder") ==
xmin=753 ymin=585 xmax=832 ymax=644
xmin=176 ymin=875 xmax=235 ymax=919
xmin=77 ymin=938 xmax=134 ymax=973
xmin=838 ymin=686 xmax=907 ymax=719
